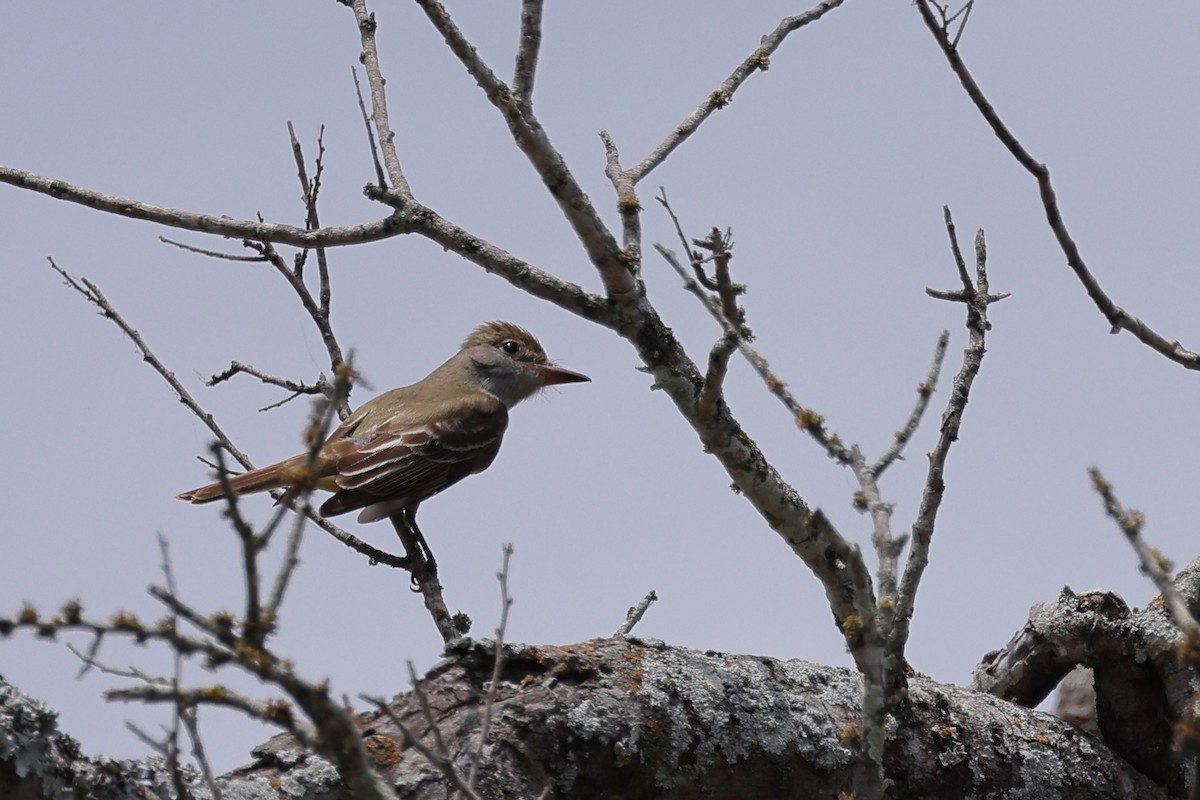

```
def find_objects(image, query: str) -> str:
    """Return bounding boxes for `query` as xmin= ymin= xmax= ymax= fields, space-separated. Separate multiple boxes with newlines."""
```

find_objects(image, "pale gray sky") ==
xmin=3 ymin=1 xmax=1198 ymax=773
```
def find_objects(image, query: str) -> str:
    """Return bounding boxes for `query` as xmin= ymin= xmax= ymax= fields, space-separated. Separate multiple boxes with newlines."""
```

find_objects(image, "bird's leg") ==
xmin=402 ymin=507 xmax=437 ymax=572
xmin=389 ymin=507 xmax=437 ymax=582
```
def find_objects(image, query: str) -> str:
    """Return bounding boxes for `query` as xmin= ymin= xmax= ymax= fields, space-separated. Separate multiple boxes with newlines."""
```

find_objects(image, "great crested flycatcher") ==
xmin=178 ymin=321 xmax=589 ymax=567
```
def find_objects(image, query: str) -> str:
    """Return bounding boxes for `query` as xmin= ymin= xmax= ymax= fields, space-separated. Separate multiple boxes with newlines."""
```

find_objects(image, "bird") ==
xmin=177 ymin=321 xmax=590 ymax=571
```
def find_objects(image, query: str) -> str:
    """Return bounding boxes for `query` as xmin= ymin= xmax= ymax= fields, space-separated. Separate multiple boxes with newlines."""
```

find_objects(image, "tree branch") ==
xmin=914 ymin=0 xmax=1200 ymax=370
xmin=410 ymin=0 xmax=636 ymax=297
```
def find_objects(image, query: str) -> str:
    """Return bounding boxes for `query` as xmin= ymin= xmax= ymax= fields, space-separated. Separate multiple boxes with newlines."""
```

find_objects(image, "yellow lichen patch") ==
xmin=839 ymin=724 xmax=862 ymax=749
xmin=60 ymin=599 xmax=82 ymax=625
xmin=624 ymin=670 xmax=643 ymax=693
xmin=937 ymin=725 xmax=956 ymax=740
xmin=200 ymin=685 xmax=229 ymax=702
xmin=617 ymin=195 xmax=643 ymax=214
xmin=796 ymin=408 xmax=824 ymax=429
xmin=364 ymin=735 xmax=405 ymax=769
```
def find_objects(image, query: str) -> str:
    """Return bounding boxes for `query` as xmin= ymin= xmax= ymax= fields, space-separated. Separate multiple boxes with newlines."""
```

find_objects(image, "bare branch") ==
xmin=367 ymin=187 xmax=612 ymax=321
xmin=848 ymin=447 xmax=902 ymax=628
xmin=207 ymin=360 xmax=326 ymax=396
xmin=411 ymin=0 xmax=636 ymax=297
xmin=511 ymin=0 xmax=545 ymax=109
xmin=628 ymin=0 xmax=848 ymax=183
xmin=614 ymin=590 xmax=658 ymax=638
xmin=872 ymin=331 xmax=950 ymax=477
xmin=179 ymin=704 xmax=221 ymax=800
xmin=244 ymin=240 xmax=349 ymax=415
xmin=698 ymin=332 xmax=737 ymax=419
xmin=159 ymin=236 xmax=267 ymax=262
xmin=109 ymin=683 xmax=317 ymax=754
xmin=1090 ymin=468 xmax=1200 ymax=641
xmin=891 ymin=211 xmax=1003 ymax=661
xmin=264 ymin=508 xmax=309 ymax=626
xmin=653 ymin=241 xmax=853 ymax=465
xmin=468 ymin=544 xmax=515 ymax=792
xmin=286 ymin=121 xmax=332 ymax=309
xmin=47 ymin=259 xmax=255 ymax=470
xmin=914 ymin=0 xmax=1200 ymax=370
xmin=3 ymin=166 xmax=409 ymax=248
xmin=599 ymin=131 xmax=643 ymax=259
xmin=389 ymin=517 xmax=466 ymax=644
xmin=19 ymin=163 xmax=609 ymax=328
xmin=344 ymin=0 xmax=411 ymax=194
xmin=351 ymin=67 xmax=388 ymax=188
xmin=364 ymin=684 xmax=480 ymax=800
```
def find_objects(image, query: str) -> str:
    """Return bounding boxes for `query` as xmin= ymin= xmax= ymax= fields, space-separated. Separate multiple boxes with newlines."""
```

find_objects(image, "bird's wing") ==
xmin=317 ymin=398 xmax=508 ymax=517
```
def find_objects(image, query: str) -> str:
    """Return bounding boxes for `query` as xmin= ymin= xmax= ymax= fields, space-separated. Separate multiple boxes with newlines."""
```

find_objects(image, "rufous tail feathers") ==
xmin=177 ymin=461 xmax=292 ymax=504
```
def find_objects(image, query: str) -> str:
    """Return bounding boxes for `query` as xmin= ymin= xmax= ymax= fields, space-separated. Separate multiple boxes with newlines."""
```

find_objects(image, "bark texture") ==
xmin=0 ymin=636 xmax=1174 ymax=799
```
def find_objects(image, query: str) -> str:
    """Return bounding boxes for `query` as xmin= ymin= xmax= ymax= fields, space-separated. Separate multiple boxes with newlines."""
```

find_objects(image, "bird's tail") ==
xmin=177 ymin=460 xmax=293 ymax=504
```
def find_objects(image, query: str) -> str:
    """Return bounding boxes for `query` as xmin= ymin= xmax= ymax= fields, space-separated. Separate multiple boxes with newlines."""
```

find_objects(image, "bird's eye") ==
xmin=501 ymin=340 xmax=521 ymax=354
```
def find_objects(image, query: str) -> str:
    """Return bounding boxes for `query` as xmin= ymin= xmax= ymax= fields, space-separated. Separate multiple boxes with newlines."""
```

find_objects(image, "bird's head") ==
xmin=462 ymin=321 xmax=590 ymax=407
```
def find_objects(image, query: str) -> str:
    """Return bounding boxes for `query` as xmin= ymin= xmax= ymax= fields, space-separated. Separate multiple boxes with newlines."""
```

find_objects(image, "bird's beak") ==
xmin=538 ymin=364 xmax=591 ymax=385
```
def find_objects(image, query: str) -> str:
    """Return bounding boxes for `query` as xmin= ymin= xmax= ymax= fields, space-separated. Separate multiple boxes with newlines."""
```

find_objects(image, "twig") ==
xmin=287 ymin=122 xmax=331 ymax=303
xmin=511 ymin=0 xmax=545 ymax=109
xmin=849 ymin=447 xmax=902 ymax=617
xmin=158 ymin=535 xmax=205 ymax=800
xmin=891 ymin=209 xmax=1004 ymax=660
xmin=599 ymin=131 xmax=642 ymax=260
xmin=159 ymin=236 xmax=267 ymax=262
xmin=109 ymin=684 xmax=317 ymax=753
xmin=3 ymin=600 xmax=397 ymax=790
xmin=207 ymin=446 xmax=265 ymax=644
xmin=1090 ymin=468 xmax=1200 ymax=639
xmin=345 ymin=1 xmax=410 ymax=194
xmin=241 ymin=238 xmax=349 ymax=416
xmin=1090 ymin=468 xmax=1200 ymax=788
xmin=178 ymin=704 xmax=221 ymax=800
xmin=872 ymin=331 xmax=950 ymax=477
xmin=351 ymin=66 xmax=388 ymax=190
xmin=206 ymin=360 xmax=325 ymax=396
xmin=627 ymin=0 xmax=848 ymax=183
xmin=364 ymin=187 xmax=612 ymax=321
xmin=363 ymin=662 xmax=482 ymax=800
xmin=915 ymin=0 xmax=1200 ymax=371
xmin=614 ymin=590 xmax=658 ymax=638
xmin=698 ymin=332 xmax=738 ymax=419
xmin=265 ymin=509 xmax=310 ymax=629
xmin=653 ymin=241 xmax=852 ymax=465
xmin=928 ymin=1 xmax=974 ymax=49
xmin=383 ymin=510 xmax=464 ymax=643
xmin=411 ymin=0 xmax=635 ymax=297
xmin=24 ymin=162 xmax=606 ymax=325
xmin=3 ymin=166 xmax=407 ymax=248
xmin=47 ymin=259 xmax=254 ymax=470
xmin=468 ymin=544 xmax=515 ymax=791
